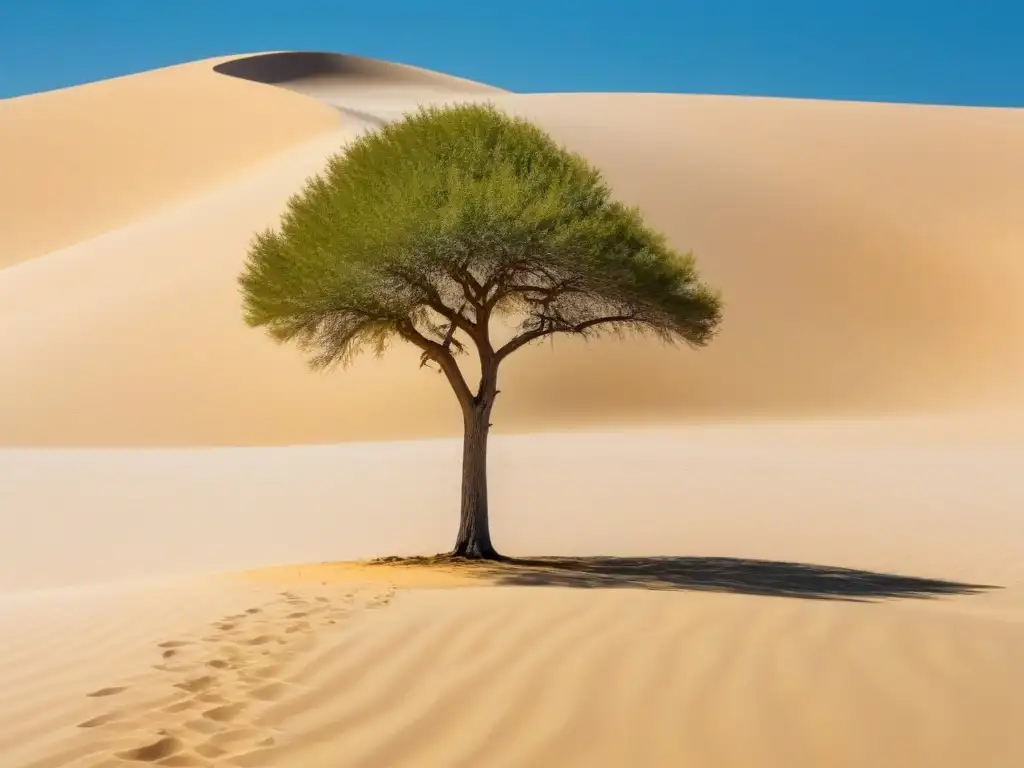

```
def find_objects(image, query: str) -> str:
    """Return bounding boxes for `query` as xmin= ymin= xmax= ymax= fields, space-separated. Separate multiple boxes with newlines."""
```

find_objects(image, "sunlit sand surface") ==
xmin=1 ymin=51 xmax=1022 ymax=767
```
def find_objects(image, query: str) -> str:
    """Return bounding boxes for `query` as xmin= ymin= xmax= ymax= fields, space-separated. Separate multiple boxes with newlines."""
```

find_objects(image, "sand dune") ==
xmin=4 ymin=418 xmax=1024 ymax=765
xmin=215 ymin=51 xmax=506 ymax=130
xmin=500 ymin=93 xmax=1024 ymax=423
xmin=3 ymin=53 xmax=1024 ymax=445
xmin=0 ymin=54 xmax=341 ymax=269
xmin=2 ymin=51 xmax=1024 ymax=768
xmin=3 ymin=541 xmax=1021 ymax=767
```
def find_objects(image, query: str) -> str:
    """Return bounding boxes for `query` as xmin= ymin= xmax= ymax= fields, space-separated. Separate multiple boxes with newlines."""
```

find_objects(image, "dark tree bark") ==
xmin=452 ymin=406 xmax=497 ymax=558
xmin=451 ymin=363 xmax=500 ymax=559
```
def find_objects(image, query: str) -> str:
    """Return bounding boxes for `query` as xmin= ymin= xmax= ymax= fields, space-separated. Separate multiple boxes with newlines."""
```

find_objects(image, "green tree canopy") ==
xmin=239 ymin=102 xmax=722 ymax=558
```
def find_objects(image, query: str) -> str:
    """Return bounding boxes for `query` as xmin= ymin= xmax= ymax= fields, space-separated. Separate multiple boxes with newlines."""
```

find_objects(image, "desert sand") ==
xmin=1 ymin=51 xmax=1023 ymax=767
xmin=4 ymin=54 xmax=1024 ymax=446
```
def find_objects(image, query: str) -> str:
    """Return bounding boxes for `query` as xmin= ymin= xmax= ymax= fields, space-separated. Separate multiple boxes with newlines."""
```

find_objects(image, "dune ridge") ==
xmin=212 ymin=51 xmax=506 ymax=95
xmin=0 ymin=54 xmax=343 ymax=268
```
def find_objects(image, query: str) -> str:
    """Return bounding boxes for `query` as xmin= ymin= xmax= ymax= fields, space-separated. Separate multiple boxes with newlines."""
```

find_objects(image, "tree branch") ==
xmin=446 ymin=265 xmax=484 ymax=310
xmin=390 ymin=265 xmax=500 ymax=390
xmin=481 ymin=258 xmax=563 ymax=311
xmin=494 ymin=312 xmax=639 ymax=363
xmin=386 ymin=265 xmax=480 ymax=342
xmin=396 ymin=319 xmax=475 ymax=409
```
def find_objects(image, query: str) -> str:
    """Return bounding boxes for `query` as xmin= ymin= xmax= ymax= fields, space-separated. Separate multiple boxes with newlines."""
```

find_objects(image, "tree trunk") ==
xmin=451 ymin=402 xmax=499 ymax=559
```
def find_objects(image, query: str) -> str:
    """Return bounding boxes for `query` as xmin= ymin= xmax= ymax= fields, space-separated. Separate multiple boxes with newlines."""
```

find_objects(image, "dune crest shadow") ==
xmin=212 ymin=51 xmax=503 ymax=92
xmin=407 ymin=556 xmax=999 ymax=602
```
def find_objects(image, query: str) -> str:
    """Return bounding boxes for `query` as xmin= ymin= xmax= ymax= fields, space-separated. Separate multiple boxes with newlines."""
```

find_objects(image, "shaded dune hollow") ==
xmin=0 ymin=51 xmax=1023 ymax=446
xmin=212 ymin=51 xmax=506 ymax=96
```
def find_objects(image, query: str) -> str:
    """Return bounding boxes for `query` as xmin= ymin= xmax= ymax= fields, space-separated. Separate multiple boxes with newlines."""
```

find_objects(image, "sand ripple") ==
xmin=3 ymin=572 xmax=1022 ymax=768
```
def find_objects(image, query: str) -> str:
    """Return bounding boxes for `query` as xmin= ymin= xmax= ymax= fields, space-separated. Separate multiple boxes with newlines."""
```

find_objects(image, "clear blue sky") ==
xmin=2 ymin=0 xmax=1022 ymax=106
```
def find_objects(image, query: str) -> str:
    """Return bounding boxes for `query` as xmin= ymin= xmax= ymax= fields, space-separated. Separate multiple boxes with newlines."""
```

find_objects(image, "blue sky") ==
xmin=2 ymin=0 xmax=1022 ymax=106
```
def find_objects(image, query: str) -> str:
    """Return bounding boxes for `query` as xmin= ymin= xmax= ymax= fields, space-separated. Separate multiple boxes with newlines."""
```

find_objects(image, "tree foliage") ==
xmin=239 ymin=102 xmax=722 ymax=410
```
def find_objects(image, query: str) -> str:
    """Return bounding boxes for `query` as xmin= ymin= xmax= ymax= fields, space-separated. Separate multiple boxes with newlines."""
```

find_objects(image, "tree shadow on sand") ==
xmin=381 ymin=556 xmax=1000 ymax=602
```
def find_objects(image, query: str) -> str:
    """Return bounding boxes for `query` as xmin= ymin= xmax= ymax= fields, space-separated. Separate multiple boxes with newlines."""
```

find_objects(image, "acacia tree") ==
xmin=239 ymin=103 xmax=722 ymax=560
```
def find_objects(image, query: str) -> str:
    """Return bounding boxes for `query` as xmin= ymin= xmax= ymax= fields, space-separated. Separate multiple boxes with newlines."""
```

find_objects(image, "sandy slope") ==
xmin=210 ymin=578 xmax=1024 ymax=768
xmin=24 ymin=579 xmax=1018 ymax=768
xmin=3 ymin=419 xmax=1024 ymax=766
xmin=5 ymin=415 xmax=1024 ymax=594
xmin=3 ymin=54 xmax=1024 ymax=445
xmin=0 ymin=578 xmax=301 ymax=768
xmin=0 ymin=54 xmax=340 ymax=269
xmin=2 ymin=52 xmax=1024 ymax=768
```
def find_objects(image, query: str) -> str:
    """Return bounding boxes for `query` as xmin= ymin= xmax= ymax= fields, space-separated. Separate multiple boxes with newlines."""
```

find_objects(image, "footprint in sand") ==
xmin=323 ymin=608 xmax=351 ymax=624
xmin=116 ymin=734 xmax=184 ymax=762
xmin=174 ymin=675 xmax=217 ymax=694
xmin=366 ymin=587 xmax=397 ymax=609
xmin=195 ymin=725 xmax=268 ymax=758
xmin=86 ymin=686 xmax=127 ymax=698
xmin=163 ymin=699 xmax=200 ymax=715
xmin=154 ymin=756 xmax=202 ymax=767
xmin=79 ymin=591 xmax=363 ymax=763
xmin=250 ymin=682 xmax=291 ymax=702
xmin=195 ymin=741 xmax=229 ymax=760
xmin=251 ymin=663 xmax=284 ymax=679
xmin=183 ymin=717 xmax=223 ymax=737
xmin=203 ymin=702 xmax=247 ymax=722
xmin=245 ymin=634 xmax=279 ymax=646
xmin=77 ymin=711 xmax=122 ymax=728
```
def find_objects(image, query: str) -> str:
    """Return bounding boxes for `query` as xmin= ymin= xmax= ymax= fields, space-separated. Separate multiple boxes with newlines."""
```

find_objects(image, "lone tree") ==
xmin=239 ymin=103 xmax=722 ymax=560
